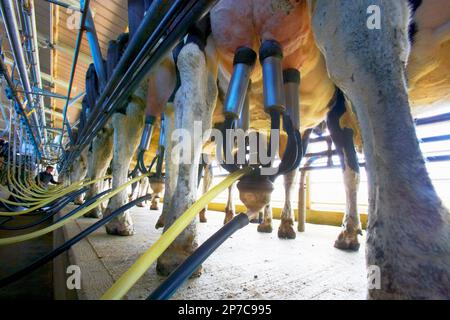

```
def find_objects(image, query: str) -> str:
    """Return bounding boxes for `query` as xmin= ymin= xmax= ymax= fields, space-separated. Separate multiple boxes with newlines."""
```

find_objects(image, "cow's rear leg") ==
xmin=278 ymin=170 xmax=297 ymax=239
xmin=257 ymin=204 xmax=273 ymax=233
xmin=314 ymin=0 xmax=450 ymax=299
xmin=105 ymin=96 xmax=145 ymax=236
xmin=224 ymin=183 xmax=235 ymax=224
xmin=84 ymin=125 xmax=113 ymax=218
xmin=156 ymin=37 xmax=218 ymax=276
xmin=327 ymin=90 xmax=362 ymax=251
xmin=136 ymin=177 xmax=149 ymax=207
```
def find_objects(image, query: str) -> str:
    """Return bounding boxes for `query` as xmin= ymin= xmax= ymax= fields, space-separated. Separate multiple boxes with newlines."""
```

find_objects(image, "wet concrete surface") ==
xmin=69 ymin=205 xmax=367 ymax=300
xmin=0 ymin=214 xmax=53 ymax=300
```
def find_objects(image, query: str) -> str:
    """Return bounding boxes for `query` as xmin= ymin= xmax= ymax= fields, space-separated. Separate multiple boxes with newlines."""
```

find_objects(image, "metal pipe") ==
xmin=260 ymin=40 xmax=285 ymax=113
xmin=283 ymin=69 xmax=301 ymax=130
xmin=0 ymin=0 xmax=42 ymax=142
xmin=83 ymin=4 xmax=107 ymax=88
xmin=223 ymin=47 xmax=256 ymax=119
xmin=62 ymin=0 xmax=218 ymax=172
xmin=415 ymin=112 xmax=450 ymax=126
xmin=23 ymin=0 xmax=48 ymax=146
xmin=237 ymin=86 xmax=250 ymax=132
xmin=0 ymin=56 xmax=41 ymax=160
xmin=59 ymin=0 xmax=90 ymax=145
xmin=77 ymin=0 xmax=179 ymax=141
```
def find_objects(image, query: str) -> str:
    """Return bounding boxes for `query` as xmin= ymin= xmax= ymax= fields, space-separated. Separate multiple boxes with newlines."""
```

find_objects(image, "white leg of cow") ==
xmin=313 ymin=0 xmax=450 ymax=299
xmin=157 ymin=39 xmax=218 ymax=276
xmin=199 ymin=160 xmax=213 ymax=223
xmin=257 ymin=204 xmax=273 ymax=233
xmin=84 ymin=125 xmax=113 ymax=218
xmin=70 ymin=147 xmax=89 ymax=205
xmin=278 ymin=170 xmax=298 ymax=239
xmin=136 ymin=177 xmax=149 ymax=207
xmin=327 ymin=91 xmax=363 ymax=250
xmin=104 ymin=92 xmax=145 ymax=236
xmin=128 ymin=173 xmax=140 ymax=202
xmin=224 ymin=183 xmax=235 ymax=224
xmin=334 ymin=164 xmax=361 ymax=250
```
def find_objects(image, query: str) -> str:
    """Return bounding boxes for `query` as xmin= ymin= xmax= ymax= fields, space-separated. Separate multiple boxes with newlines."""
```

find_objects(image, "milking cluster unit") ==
xmin=1 ymin=0 xmax=450 ymax=301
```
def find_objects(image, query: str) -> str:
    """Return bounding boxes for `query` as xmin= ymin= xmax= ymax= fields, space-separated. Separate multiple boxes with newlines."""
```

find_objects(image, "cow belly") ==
xmin=408 ymin=0 xmax=450 ymax=110
xmin=211 ymin=0 xmax=313 ymax=78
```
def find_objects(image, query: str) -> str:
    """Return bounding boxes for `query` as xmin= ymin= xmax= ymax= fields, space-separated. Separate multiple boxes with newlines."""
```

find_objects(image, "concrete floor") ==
xmin=0 ymin=215 xmax=54 ymax=300
xmin=69 ymin=205 xmax=368 ymax=300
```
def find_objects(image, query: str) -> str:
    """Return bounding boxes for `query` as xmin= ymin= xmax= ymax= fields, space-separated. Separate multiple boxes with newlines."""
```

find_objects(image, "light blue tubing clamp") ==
xmin=223 ymin=47 xmax=257 ymax=120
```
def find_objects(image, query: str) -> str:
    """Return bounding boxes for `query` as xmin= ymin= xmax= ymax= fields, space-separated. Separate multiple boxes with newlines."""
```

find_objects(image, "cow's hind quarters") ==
xmin=278 ymin=218 xmax=296 ymax=239
xmin=334 ymin=229 xmax=361 ymax=251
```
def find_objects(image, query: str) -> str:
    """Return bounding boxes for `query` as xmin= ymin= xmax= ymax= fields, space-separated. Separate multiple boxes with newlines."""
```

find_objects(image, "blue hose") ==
xmin=147 ymin=213 xmax=249 ymax=300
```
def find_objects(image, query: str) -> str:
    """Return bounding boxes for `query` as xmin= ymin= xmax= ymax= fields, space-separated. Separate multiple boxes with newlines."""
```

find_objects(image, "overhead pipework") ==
xmin=60 ymin=0 xmax=220 ymax=173
xmin=19 ymin=0 xmax=49 ymax=154
xmin=0 ymin=0 xmax=44 ymax=149
xmin=0 ymin=53 xmax=42 ymax=160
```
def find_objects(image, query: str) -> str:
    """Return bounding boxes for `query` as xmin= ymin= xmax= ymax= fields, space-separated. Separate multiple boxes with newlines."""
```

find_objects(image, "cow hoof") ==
xmin=104 ymin=208 xmax=135 ymax=236
xmin=150 ymin=204 xmax=159 ymax=210
xmin=136 ymin=202 xmax=145 ymax=208
xmin=223 ymin=209 xmax=234 ymax=225
xmin=278 ymin=219 xmax=296 ymax=239
xmin=334 ymin=230 xmax=361 ymax=251
xmin=199 ymin=209 xmax=207 ymax=223
xmin=74 ymin=199 xmax=83 ymax=205
xmin=155 ymin=216 xmax=165 ymax=229
xmin=105 ymin=223 xmax=135 ymax=236
xmin=83 ymin=208 xmax=103 ymax=219
xmin=156 ymin=252 xmax=202 ymax=277
xmin=257 ymin=222 xmax=273 ymax=233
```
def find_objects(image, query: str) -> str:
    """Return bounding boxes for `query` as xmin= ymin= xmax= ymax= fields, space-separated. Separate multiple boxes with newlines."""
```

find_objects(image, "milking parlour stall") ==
xmin=0 ymin=0 xmax=449 ymax=314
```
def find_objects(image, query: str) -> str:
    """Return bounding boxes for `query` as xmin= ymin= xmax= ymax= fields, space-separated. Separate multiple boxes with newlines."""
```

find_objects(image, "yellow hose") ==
xmin=0 ymin=176 xmax=110 ymax=216
xmin=0 ymin=176 xmax=92 ymax=206
xmin=101 ymin=167 xmax=252 ymax=300
xmin=0 ymin=173 xmax=149 ymax=245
